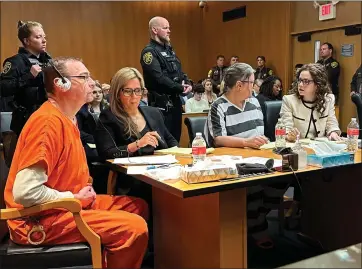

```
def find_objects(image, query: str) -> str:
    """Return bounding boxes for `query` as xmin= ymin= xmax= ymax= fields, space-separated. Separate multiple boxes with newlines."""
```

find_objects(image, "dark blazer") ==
xmin=95 ymin=106 xmax=178 ymax=160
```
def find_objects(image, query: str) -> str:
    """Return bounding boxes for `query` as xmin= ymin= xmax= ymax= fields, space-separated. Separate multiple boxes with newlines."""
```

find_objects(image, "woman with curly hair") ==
xmin=280 ymin=63 xmax=341 ymax=142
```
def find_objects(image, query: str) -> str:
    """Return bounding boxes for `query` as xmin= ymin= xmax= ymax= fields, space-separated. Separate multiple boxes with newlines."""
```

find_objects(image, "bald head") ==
xmin=148 ymin=16 xmax=171 ymax=44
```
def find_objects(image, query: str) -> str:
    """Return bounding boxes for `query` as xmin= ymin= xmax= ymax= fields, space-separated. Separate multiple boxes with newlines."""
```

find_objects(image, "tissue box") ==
xmin=180 ymin=166 xmax=238 ymax=184
xmin=307 ymin=152 xmax=354 ymax=168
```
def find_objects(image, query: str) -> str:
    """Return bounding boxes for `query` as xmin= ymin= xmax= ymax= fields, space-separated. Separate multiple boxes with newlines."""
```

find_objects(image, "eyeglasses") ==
xmin=68 ymin=75 xmax=93 ymax=83
xmin=240 ymin=80 xmax=255 ymax=85
xmin=121 ymin=88 xmax=144 ymax=97
xmin=298 ymin=79 xmax=314 ymax=85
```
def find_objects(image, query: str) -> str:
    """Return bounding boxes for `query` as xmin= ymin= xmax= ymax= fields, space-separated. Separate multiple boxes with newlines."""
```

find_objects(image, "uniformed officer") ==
xmin=317 ymin=42 xmax=340 ymax=103
xmin=254 ymin=56 xmax=273 ymax=80
xmin=207 ymin=55 xmax=227 ymax=95
xmin=0 ymin=21 xmax=51 ymax=135
xmin=350 ymin=64 xmax=362 ymax=96
xmin=140 ymin=16 xmax=192 ymax=142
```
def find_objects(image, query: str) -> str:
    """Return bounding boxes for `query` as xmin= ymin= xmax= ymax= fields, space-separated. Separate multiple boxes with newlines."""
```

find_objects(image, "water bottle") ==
xmin=192 ymin=132 xmax=207 ymax=165
xmin=275 ymin=118 xmax=286 ymax=148
xmin=347 ymin=118 xmax=359 ymax=153
xmin=292 ymin=135 xmax=307 ymax=169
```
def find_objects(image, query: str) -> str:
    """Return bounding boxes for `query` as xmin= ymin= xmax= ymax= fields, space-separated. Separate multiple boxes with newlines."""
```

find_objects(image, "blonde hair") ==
xmin=17 ymin=20 xmax=43 ymax=46
xmin=109 ymin=67 xmax=145 ymax=139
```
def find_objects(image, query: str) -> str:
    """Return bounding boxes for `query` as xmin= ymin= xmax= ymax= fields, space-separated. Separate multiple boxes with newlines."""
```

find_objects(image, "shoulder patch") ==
xmin=143 ymin=52 xmax=153 ymax=65
xmin=207 ymin=70 xmax=212 ymax=77
xmin=331 ymin=61 xmax=338 ymax=68
xmin=268 ymin=69 xmax=273 ymax=75
xmin=2 ymin=62 xmax=11 ymax=74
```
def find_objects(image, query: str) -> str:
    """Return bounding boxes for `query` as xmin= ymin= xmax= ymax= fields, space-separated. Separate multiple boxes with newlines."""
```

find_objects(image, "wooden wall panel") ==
xmin=292 ymin=1 xmax=362 ymax=34
xmin=200 ymin=1 xmax=292 ymax=89
xmin=292 ymin=29 xmax=361 ymax=131
xmin=0 ymin=1 xmax=203 ymax=83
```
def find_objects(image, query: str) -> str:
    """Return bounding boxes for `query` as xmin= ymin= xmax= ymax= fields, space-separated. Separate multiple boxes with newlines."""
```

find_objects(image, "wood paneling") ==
xmin=200 ymin=1 xmax=292 ymax=88
xmin=292 ymin=1 xmax=362 ymax=34
xmin=292 ymin=29 xmax=361 ymax=131
xmin=0 ymin=1 xmax=203 ymax=83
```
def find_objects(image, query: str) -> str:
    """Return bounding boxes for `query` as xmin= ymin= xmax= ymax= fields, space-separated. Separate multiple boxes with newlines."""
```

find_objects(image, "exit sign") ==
xmin=319 ymin=3 xmax=336 ymax=21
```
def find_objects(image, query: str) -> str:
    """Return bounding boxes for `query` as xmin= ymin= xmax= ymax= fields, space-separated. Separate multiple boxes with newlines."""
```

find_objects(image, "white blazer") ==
xmin=280 ymin=93 xmax=341 ymax=139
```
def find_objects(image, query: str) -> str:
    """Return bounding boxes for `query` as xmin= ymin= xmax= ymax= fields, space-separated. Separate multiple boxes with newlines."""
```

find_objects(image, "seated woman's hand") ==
xmin=286 ymin=128 xmax=300 ymax=142
xmin=244 ymin=136 xmax=269 ymax=149
xmin=138 ymin=131 xmax=159 ymax=148
xmin=328 ymin=131 xmax=342 ymax=141
xmin=74 ymin=185 xmax=96 ymax=209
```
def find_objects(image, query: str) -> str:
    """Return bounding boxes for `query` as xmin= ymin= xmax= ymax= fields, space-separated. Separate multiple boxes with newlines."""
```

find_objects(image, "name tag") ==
xmin=161 ymin=52 xmax=168 ymax=56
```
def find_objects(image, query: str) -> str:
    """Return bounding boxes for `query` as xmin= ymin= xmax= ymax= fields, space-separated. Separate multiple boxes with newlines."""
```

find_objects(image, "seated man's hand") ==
xmin=244 ymin=136 xmax=269 ymax=149
xmin=351 ymin=91 xmax=356 ymax=97
xmin=74 ymin=185 xmax=96 ymax=209
xmin=328 ymin=131 xmax=342 ymax=141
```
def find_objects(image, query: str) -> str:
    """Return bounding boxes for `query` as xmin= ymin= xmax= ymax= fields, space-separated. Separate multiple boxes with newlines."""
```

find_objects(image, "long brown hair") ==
xmin=109 ymin=67 xmax=145 ymax=139
xmin=291 ymin=63 xmax=332 ymax=114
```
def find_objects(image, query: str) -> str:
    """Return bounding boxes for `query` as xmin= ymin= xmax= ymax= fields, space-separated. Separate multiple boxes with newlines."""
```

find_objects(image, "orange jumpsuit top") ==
xmin=5 ymin=101 xmax=89 ymax=243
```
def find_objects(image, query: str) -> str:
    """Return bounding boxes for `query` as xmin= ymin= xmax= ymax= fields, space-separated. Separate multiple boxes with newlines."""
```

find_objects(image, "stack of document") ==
xmin=155 ymin=146 xmax=215 ymax=155
xmin=114 ymin=154 xmax=178 ymax=165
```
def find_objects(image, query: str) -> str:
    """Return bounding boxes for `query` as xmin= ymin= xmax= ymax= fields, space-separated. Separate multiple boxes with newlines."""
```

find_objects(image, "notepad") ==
xmin=155 ymin=146 xmax=215 ymax=155
xmin=113 ymin=154 xmax=178 ymax=165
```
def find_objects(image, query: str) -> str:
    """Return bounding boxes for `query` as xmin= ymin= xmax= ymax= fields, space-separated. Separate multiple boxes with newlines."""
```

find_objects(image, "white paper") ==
xmin=114 ymin=154 xmax=178 ymax=165
xmin=241 ymin=157 xmax=282 ymax=168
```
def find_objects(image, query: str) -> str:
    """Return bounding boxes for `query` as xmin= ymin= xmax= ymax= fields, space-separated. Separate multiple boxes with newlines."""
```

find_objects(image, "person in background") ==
xmin=256 ymin=76 xmax=283 ymax=117
xmin=202 ymin=78 xmax=217 ymax=106
xmin=317 ymin=42 xmax=340 ymax=104
xmin=229 ymin=55 xmax=239 ymax=66
xmin=252 ymin=78 xmax=263 ymax=97
xmin=254 ymin=56 xmax=273 ymax=80
xmin=76 ymin=80 xmax=109 ymax=162
xmin=280 ymin=63 xmax=341 ymax=142
xmin=101 ymin=83 xmax=111 ymax=102
xmin=185 ymin=84 xmax=210 ymax=113
xmin=205 ymin=63 xmax=286 ymax=249
xmin=207 ymin=55 xmax=227 ymax=95
xmin=140 ymin=16 xmax=192 ymax=143
xmin=139 ymin=87 xmax=149 ymax=106
xmin=4 ymin=57 xmax=149 ymax=269
xmin=0 ymin=20 xmax=51 ymax=135
xmin=350 ymin=64 xmax=362 ymax=96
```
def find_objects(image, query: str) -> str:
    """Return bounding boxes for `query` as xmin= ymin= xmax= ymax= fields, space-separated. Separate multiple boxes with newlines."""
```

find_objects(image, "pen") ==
xmin=146 ymin=164 xmax=170 ymax=170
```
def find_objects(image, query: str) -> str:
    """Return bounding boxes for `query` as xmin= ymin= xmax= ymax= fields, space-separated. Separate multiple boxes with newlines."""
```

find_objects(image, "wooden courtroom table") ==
xmin=180 ymin=112 xmax=207 ymax=148
xmin=107 ymin=148 xmax=362 ymax=269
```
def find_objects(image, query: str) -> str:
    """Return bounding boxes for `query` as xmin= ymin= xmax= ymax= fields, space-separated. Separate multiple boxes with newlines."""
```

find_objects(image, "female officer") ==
xmin=0 ymin=20 xmax=51 ymax=135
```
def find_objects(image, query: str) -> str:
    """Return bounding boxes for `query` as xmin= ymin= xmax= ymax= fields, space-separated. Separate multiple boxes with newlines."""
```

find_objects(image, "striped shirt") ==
xmin=204 ymin=96 xmax=264 ymax=147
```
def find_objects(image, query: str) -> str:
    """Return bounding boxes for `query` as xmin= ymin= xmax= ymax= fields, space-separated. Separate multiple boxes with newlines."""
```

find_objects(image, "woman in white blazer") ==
xmin=280 ymin=63 xmax=341 ymax=142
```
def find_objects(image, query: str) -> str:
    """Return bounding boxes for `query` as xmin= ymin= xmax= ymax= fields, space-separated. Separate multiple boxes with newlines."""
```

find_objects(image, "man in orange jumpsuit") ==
xmin=4 ymin=57 xmax=149 ymax=268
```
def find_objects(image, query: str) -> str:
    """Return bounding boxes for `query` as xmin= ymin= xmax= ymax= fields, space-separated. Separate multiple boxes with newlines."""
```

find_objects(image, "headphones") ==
xmin=48 ymin=61 xmax=72 ymax=91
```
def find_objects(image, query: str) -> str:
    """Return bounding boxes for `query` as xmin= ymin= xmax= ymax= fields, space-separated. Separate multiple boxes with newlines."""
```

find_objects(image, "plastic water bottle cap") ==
xmin=196 ymin=132 xmax=202 ymax=136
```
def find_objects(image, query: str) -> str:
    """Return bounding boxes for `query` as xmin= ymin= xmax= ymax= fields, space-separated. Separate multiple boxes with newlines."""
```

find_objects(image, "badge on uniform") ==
xmin=1 ymin=62 xmax=11 ymax=74
xmin=268 ymin=69 xmax=273 ymax=75
xmin=143 ymin=52 xmax=153 ymax=65
xmin=331 ymin=61 xmax=338 ymax=68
